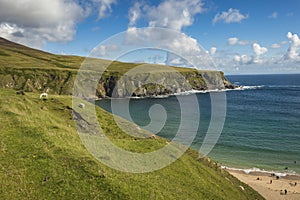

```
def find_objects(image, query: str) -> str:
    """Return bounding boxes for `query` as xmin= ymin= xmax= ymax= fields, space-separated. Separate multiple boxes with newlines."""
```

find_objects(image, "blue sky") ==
xmin=0 ymin=0 xmax=300 ymax=74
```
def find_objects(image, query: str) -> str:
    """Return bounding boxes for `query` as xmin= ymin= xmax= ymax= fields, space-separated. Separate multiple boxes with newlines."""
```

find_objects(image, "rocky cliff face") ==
xmin=0 ymin=67 xmax=234 ymax=98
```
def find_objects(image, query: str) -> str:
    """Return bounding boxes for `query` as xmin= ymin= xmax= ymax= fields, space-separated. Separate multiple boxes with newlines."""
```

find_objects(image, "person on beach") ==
xmin=270 ymin=180 xmax=272 ymax=184
xmin=284 ymin=189 xmax=287 ymax=195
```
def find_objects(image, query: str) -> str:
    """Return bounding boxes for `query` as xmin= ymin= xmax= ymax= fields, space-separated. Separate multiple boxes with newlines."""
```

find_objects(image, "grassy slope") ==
xmin=0 ymin=89 xmax=263 ymax=199
xmin=0 ymin=37 xmax=209 ymax=74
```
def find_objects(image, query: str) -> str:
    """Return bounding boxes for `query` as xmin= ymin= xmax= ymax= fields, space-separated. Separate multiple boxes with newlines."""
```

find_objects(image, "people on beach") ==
xmin=284 ymin=189 xmax=287 ymax=195
xmin=271 ymin=173 xmax=275 ymax=177
xmin=270 ymin=180 xmax=272 ymax=184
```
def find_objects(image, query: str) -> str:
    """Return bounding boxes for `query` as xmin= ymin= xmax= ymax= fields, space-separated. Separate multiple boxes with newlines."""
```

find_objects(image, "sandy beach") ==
xmin=227 ymin=169 xmax=300 ymax=200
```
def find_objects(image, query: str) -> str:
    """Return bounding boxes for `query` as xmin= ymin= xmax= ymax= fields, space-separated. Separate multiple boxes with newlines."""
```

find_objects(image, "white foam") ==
xmin=221 ymin=166 xmax=298 ymax=177
xmin=233 ymin=85 xmax=265 ymax=90
xmin=97 ymin=85 xmax=265 ymax=100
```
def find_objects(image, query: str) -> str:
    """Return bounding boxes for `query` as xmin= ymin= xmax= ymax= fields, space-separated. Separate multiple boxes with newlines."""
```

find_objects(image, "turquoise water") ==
xmin=96 ymin=74 xmax=300 ymax=174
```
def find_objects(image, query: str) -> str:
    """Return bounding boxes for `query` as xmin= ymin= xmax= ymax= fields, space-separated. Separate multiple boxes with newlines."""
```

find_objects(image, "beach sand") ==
xmin=227 ymin=169 xmax=300 ymax=200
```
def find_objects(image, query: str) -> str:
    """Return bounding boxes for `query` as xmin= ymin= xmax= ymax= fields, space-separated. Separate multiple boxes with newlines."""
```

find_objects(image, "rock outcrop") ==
xmin=0 ymin=67 xmax=234 ymax=98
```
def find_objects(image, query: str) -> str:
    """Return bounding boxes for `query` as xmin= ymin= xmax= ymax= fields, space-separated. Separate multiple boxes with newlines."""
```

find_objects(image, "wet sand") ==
xmin=227 ymin=169 xmax=300 ymax=200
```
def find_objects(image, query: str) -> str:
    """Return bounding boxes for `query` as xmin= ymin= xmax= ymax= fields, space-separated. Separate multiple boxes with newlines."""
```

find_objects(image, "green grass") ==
xmin=0 ymin=37 xmax=257 ymax=199
xmin=0 ymin=37 xmax=232 ymax=98
xmin=0 ymin=89 xmax=264 ymax=199
xmin=0 ymin=37 xmax=214 ymax=74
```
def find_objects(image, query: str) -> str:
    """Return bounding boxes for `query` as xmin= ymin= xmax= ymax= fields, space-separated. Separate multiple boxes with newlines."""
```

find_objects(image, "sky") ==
xmin=0 ymin=0 xmax=300 ymax=74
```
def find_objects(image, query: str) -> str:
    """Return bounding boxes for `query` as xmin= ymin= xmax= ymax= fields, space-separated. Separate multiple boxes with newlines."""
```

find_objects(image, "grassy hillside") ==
xmin=0 ymin=37 xmax=202 ymax=73
xmin=0 ymin=37 xmax=234 ymax=98
xmin=0 ymin=89 xmax=263 ymax=199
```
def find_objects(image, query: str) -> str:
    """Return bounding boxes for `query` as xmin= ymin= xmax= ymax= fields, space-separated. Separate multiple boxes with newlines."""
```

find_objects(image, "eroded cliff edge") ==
xmin=0 ymin=67 xmax=234 ymax=98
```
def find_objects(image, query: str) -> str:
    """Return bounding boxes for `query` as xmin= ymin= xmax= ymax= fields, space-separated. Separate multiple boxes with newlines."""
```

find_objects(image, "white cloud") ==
xmin=251 ymin=43 xmax=268 ymax=64
xmin=270 ymin=43 xmax=281 ymax=49
xmin=268 ymin=12 xmax=278 ymax=19
xmin=285 ymin=32 xmax=300 ymax=61
xmin=228 ymin=37 xmax=239 ymax=45
xmin=228 ymin=37 xmax=249 ymax=45
xmin=93 ymin=44 xmax=119 ymax=57
xmin=253 ymin=43 xmax=268 ymax=56
xmin=128 ymin=2 xmax=142 ymax=26
xmin=233 ymin=55 xmax=241 ymax=62
xmin=213 ymin=8 xmax=248 ymax=24
xmin=210 ymin=47 xmax=217 ymax=56
xmin=124 ymin=1 xmax=212 ymax=69
xmin=141 ymin=0 xmax=204 ymax=31
xmin=233 ymin=54 xmax=252 ymax=65
xmin=0 ymin=0 xmax=88 ymax=48
xmin=92 ymin=0 xmax=117 ymax=19
xmin=125 ymin=27 xmax=201 ymax=56
xmin=240 ymin=55 xmax=251 ymax=64
xmin=232 ymin=43 xmax=268 ymax=65
xmin=123 ymin=27 xmax=216 ymax=69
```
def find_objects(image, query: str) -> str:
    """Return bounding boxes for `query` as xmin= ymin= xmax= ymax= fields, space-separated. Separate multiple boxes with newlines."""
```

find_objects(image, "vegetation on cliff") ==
xmin=0 ymin=37 xmax=234 ymax=98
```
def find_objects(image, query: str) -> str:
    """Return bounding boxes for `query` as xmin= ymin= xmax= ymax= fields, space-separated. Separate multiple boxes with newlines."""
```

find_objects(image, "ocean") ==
xmin=96 ymin=74 xmax=300 ymax=175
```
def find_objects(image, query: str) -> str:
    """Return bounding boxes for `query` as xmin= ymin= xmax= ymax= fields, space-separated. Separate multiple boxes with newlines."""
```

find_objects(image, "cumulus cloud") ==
xmin=92 ymin=0 xmax=117 ymax=19
xmin=268 ymin=12 xmax=278 ymax=19
xmin=210 ymin=47 xmax=217 ymax=56
xmin=232 ymin=43 xmax=268 ymax=65
xmin=124 ymin=1 xmax=213 ymax=69
xmin=0 ymin=0 xmax=88 ymax=48
xmin=131 ymin=0 xmax=204 ymax=31
xmin=227 ymin=37 xmax=249 ymax=45
xmin=213 ymin=8 xmax=248 ymax=24
xmin=285 ymin=32 xmax=300 ymax=61
xmin=233 ymin=54 xmax=251 ymax=65
xmin=128 ymin=2 xmax=142 ymax=26
xmin=251 ymin=43 xmax=268 ymax=64
xmin=125 ymin=27 xmax=201 ymax=56
xmin=123 ymin=27 xmax=216 ymax=69
xmin=253 ymin=43 xmax=268 ymax=56
xmin=92 ymin=44 xmax=119 ymax=57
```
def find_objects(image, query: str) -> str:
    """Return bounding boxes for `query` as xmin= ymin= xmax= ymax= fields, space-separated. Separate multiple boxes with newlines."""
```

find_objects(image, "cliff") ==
xmin=0 ymin=67 xmax=234 ymax=98
xmin=0 ymin=37 xmax=234 ymax=98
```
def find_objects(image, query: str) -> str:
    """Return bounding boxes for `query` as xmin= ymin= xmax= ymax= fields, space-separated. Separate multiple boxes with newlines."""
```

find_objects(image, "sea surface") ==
xmin=96 ymin=74 xmax=300 ymax=175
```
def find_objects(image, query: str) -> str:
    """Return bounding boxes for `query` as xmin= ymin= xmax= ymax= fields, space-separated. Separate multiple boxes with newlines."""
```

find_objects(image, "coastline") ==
xmin=226 ymin=168 xmax=300 ymax=200
xmin=95 ymin=85 xmax=260 ymax=100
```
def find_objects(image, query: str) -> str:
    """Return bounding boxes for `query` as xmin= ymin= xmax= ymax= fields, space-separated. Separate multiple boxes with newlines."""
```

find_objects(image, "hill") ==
xmin=0 ymin=89 xmax=263 ymax=199
xmin=0 ymin=37 xmax=234 ymax=97
xmin=0 ymin=37 xmax=263 ymax=199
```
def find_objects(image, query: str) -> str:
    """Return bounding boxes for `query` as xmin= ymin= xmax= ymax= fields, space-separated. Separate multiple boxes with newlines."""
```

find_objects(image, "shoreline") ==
xmin=221 ymin=165 xmax=300 ymax=178
xmin=226 ymin=168 xmax=300 ymax=200
xmin=94 ymin=85 xmax=260 ymax=100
